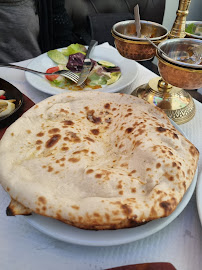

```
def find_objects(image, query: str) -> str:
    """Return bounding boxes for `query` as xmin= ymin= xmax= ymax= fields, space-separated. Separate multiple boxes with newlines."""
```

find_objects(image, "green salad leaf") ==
xmin=88 ymin=72 xmax=110 ymax=86
xmin=47 ymin=50 xmax=68 ymax=65
xmin=50 ymin=78 xmax=72 ymax=89
xmin=107 ymin=72 xmax=121 ymax=85
xmin=62 ymin=43 xmax=87 ymax=56
xmin=185 ymin=23 xmax=196 ymax=34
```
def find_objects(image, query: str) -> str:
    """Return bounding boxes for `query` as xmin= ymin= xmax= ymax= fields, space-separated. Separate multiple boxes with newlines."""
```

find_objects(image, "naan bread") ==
xmin=6 ymin=198 xmax=31 ymax=216
xmin=0 ymin=92 xmax=199 ymax=230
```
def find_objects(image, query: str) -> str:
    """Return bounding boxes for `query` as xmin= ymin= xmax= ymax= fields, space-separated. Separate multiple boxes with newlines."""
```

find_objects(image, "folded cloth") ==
xmin=0 ymin=94 xmax=35 ymax=139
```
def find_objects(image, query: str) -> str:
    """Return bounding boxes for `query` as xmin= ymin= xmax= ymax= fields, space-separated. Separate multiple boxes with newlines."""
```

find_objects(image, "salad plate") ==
xmin=25 ymin=45 xmax=138 ymax=95
xmin=185 ymin=21 xmax=202 ymax=40
xmin=23 ymin=120 xmax=198 ymax=246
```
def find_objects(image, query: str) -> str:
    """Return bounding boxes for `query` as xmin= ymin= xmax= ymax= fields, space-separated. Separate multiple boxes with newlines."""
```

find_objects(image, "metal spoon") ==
xmin=144 ymin=36 xmax=168 ymax=56
xmin=134 ymin=4 xmax=141 ymax=38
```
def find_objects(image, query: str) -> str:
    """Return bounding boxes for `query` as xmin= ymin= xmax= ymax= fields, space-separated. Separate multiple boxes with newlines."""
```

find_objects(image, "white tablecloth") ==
xmin=0 ymin=45 xmax=202 ymax=270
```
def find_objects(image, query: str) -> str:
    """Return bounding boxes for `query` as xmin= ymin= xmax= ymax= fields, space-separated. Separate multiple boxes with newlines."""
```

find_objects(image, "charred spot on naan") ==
xmin=156 ymin=126 xmax=167 ymax=133
xmin=60 ymin=108 xmax=69 ymax=114
xmin=38 ymin=196 xmax=47 ymax=204
xmin=90 ymin=129 xmax=99 ymax=135
xmin=84 ymin=136 xmax=95 ymax=142
xmin=104 ymin=103 xmax=111 ymax=109
xmin=63 ymin=132 xmax=81 ymax=143
xmin=34 ymin=196 xmax=49 ymax=215
xmin=125 ymin=127 xmax=134 ymax=133
xmin=45 ymin=134 xmax=61 ymax=148
xmin=73 ymin=149 xmax=88 ymax=155
xmin=36 ymin=140 xmax=43 ymax=145
xmin=48 ymin=128 xmax=60 ymax=134
xmin=189 ymin=145 xmax=199 ymax=157
xmin=86 ymin=169 xmax=94 ymax=174
xmin=87 ymin=110 xmax=102 ymax=124
xmin=62 ymin=120 xmax=74 ymax=127
xmin=36 ymin=132 xmax=44 ymax=137
xmin=56 ymin=210 xmax=147 ymax=230
xmin=68 ymin=157 xmax=80 ymax=163
xmin=159 ymin=198 xmax=177 ymax=216
xmin=6 ymin=199 xmax=32 ymax=216
xmin=156 ymin=126 xmax=181 ymax=143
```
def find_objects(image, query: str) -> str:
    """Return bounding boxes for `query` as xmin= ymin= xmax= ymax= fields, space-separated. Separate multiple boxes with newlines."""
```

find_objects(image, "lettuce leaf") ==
xmin=49 ymin=77 xmax=71 ymax=88
xmin=62 ymin=44 xmax=87 ymax=56
xmin=88 ymin=72 xmax=110 ymax=86
xmin=107 ymin=72 xmax=121 ymax=85
xmin=47 ymin=50 xmax=68 ymax=65
xmin=185 ymin=23 xmax=196 ymax=34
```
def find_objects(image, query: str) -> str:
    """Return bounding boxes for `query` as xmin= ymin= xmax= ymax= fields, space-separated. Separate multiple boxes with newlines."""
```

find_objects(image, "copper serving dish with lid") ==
xmin=157 ymin=52 xmax=202 ymax=90
xmin=156 ymin=38 xmax=202 ymax=89
xmin=111 ymin=20 xmax=168 ymax=61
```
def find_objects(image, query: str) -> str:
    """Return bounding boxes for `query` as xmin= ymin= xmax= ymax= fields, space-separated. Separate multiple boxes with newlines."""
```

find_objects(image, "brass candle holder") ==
xmin=169 ymin=0 xmax=192 ymax=38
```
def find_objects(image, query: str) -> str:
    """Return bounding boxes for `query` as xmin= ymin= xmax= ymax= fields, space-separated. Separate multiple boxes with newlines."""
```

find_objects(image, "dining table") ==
xmin=0 ymin=43 xmax=201 ymax=270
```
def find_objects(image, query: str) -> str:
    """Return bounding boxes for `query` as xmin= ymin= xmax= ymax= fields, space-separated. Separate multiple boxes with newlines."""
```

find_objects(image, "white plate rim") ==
xmin=196 ymin=171 xmax=202 ymax=225
xmin=25 ymin=46 xmax=138 ymax=95
xmin=23 ymin=119 xmax=198 ymax=246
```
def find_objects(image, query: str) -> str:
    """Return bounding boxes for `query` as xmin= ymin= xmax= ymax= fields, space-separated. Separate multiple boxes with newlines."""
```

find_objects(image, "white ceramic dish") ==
xmin=196 ymin=171 xmax=202 ymax=225
xmin=23 ymin=120 xmax=198 ymax=246
xmin=25 ymin=45 xmax=138 ymax=95
xmin=185 ymin=21 xmax=202 ymax=40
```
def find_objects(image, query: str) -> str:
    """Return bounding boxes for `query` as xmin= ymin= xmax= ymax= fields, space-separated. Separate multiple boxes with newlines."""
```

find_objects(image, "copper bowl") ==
xmin=111 ymin=20 xmax=168 ymax=61
xmin=158 ymin=38 xmax=202 ymax=69
xmin=157 ymin=51 xmax=202 ymax=90
xmin=112 ymin=31 xmax=167 ymax=61
xmin=112 ymin=20 xmax=168 ymax=41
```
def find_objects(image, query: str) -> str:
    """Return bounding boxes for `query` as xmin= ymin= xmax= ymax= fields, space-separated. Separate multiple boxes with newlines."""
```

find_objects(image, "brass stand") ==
xmin=131 ymin=77 xmax=195 ymax=125
xmin=169 ymin=0 xmax=191 ymax=38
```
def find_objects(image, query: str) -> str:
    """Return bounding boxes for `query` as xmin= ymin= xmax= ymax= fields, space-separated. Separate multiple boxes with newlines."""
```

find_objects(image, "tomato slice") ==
xmin=45 ymin=66 xmax=60 ymax=81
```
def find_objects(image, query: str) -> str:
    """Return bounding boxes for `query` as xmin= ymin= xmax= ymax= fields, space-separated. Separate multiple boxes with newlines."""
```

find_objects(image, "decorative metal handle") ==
xmin=169 ymin=0 xmax=192 ymax=39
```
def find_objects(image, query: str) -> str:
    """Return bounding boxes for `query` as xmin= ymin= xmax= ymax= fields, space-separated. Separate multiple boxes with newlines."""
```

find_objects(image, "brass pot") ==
xmin=157 ymin=52 xmax=202 ymax=90
xmin=112 ymin=31 xmax=167 ymax=61
xmin=111 ymin=20 xmax=168 ymax=61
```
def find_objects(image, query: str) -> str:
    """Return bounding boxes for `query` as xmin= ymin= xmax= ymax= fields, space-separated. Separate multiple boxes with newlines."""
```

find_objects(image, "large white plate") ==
xmin=196 ymin=171 xmax=202 ymax=225
xmin=23 ymin=120 xmax=198 ymax=246
xmin=25 ymin=46 xmax=138 ymax=95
